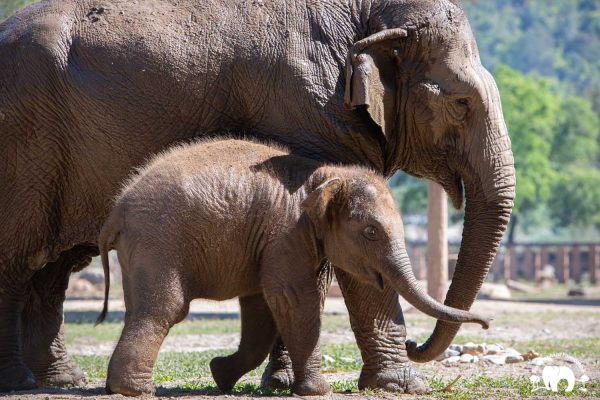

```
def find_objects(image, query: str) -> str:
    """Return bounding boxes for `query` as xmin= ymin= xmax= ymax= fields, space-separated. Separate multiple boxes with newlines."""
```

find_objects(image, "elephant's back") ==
xmin=0 ymin=0 xmax=78 ymax=127
xmin=116 ymin=138 xmax=314 ymax=223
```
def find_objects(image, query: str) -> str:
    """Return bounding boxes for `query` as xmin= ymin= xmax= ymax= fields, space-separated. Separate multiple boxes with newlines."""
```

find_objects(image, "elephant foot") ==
xmin=260 ymin=357 xmax=294 ymax=390
xmin=358 ymin=363 xmax=430 ymax=394
xmin=293 ymin=376 xmax=331 ymax=396
xmin=34 ymin=360 xmax=86 ymax=388
xmin=106 ymin=373 xmax=154 ymax=397
xmin=0 ymin=363 xmax=37 ymax=392
xmin=210 ymin=356 xmax=241 ymax=392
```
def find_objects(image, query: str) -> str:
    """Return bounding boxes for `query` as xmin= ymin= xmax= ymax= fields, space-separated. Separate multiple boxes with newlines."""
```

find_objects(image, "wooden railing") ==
xmin=406 ymin=242 xmax=600 ymax=285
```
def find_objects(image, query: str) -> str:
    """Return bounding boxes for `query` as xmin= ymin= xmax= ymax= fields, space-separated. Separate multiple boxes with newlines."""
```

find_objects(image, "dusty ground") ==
xmin=4 ymin=295 xmax=599 ymax=399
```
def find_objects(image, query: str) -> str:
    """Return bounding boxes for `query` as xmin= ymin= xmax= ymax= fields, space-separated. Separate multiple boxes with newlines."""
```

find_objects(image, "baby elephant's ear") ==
xmin=301 ymin=178 xmax=342 ymax=229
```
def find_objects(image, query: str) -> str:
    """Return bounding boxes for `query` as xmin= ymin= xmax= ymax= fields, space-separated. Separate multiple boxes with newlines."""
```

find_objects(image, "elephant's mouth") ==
xmin=438 ymin=164 xmax=464 ymax=210
xmin=365 ymin=268 xmax=385 ymax=291
xmin=446 ymin=175 xmax=464 ymax=210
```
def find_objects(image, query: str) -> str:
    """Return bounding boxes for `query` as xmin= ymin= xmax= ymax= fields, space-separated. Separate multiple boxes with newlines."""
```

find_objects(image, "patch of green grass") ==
xmin=428 ymin=375 xmax=599 ymax=399
xmin=73 ymin=346 xmax=362 ymax=383
xmin=66 ymin=315 xmax=352 ymax=345
xmin=321 ymin=343 xmax=362 ymax=371
xmin=446 ymin=336 xmax=600 ymax=359
xmin=72 ymin=354 xmax=110 ymax=380
xmin=321 ymin=315 xmax=351 ymax=332
xmin=73 ymin=350 xmax=235 ymax=382
xmin=330 ymin=379 xmax=359 ymax=393
xmin=486 ymin=310 xmax=600 ymax=326
xmin=72 ymin=352 xmax=600 ymax=398
xmin=65 ymin=322 xmax=123 ymax=346
xmin=66 ymin=318 xmax=243 ymax=346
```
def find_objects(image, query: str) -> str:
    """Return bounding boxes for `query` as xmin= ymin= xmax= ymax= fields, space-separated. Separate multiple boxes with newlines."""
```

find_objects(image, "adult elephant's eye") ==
xmin=363 ymin=225 xmax=378 ymax=241
xmin=447 ymin=97 xmax=470 ymax=123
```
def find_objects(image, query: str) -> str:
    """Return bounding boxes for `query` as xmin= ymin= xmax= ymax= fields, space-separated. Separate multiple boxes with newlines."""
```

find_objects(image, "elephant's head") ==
xmin=301 ymin=174 xmax=490 ymax=329
xmin=344 ymin=0 xmax=515 ymax=361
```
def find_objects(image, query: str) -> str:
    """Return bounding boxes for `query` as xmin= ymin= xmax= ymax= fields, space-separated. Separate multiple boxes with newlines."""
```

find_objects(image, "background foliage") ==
xmin=0 ymin=0 xmax=30 ymax=21
xmin=2 ymin=0 xmax=599 ymax=242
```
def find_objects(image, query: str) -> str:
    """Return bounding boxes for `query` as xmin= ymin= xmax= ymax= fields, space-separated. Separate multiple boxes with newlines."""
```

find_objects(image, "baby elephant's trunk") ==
xmin=382 ymin=245 xmax=490 ymax=329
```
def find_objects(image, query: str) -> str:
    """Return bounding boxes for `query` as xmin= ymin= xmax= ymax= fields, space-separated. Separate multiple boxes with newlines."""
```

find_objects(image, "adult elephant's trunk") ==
xmin=407 ymin=70 xmax=516 ymax=362
xmin=382 ymin=243 xmax=490 ymax=329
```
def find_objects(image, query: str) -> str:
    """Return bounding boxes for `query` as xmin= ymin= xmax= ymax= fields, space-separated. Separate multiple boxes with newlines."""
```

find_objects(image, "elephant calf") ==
xmin=97 ymin=139 xmax=489 ymax=396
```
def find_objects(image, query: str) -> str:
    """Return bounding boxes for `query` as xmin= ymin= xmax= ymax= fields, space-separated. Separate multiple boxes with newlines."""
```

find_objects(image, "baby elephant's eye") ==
xmin=363 ymin=225 xmax=378 ymax=241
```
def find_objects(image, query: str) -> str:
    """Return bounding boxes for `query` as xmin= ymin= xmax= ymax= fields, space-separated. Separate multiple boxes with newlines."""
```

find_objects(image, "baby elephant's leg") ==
xmin=210 ymin=294 xmax=277 ymax=391
xmin=264 ymin=284 xmax=329 ymax=396
xmin=106 ymin=255 xmax=189 ymax=396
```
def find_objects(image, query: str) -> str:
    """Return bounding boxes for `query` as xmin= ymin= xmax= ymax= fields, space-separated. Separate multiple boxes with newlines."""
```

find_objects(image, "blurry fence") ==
xmin=406 ymin=242 xmax=600 ymax=285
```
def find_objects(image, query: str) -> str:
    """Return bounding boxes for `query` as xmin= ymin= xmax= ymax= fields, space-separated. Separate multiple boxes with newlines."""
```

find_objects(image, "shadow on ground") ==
xmin=64 ymin=311 xmax=240 ymax=323
xmin=495 ymin=298 xmax=600 ymax=306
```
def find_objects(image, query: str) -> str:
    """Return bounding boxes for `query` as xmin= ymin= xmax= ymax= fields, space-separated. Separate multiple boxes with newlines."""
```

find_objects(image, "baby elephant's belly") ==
xmin=189 ymin=260 xmax=263 ymax=301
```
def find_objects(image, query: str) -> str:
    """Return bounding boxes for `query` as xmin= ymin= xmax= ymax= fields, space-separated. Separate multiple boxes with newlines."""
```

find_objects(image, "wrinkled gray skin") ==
xmin=0 ymin=0 xmax=515 ymax=393
xmin=97 ymin=139 xmax=490 ymax=396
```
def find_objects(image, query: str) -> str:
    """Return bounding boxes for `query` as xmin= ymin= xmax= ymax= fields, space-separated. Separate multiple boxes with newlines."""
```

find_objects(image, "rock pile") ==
xmin=436 ymin=342 xmax=540 ymax=366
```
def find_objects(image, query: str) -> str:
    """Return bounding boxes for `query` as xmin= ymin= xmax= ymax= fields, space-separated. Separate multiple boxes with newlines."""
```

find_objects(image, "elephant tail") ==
xmin=96 ymin=208 xmax=121 ymax=325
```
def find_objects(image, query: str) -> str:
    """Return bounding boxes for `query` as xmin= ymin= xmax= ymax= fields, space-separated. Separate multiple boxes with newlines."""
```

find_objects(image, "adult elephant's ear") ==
xmin=344 ymin=28 xmax=408 ymax=138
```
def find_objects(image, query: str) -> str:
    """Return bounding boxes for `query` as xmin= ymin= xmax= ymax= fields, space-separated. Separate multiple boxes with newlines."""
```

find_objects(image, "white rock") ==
xmin=483 ymin=355 xmax=506 ymax=365
xmin=506 ymin=355 xmax=524 ymax=363
xmin=530 ymin=357 xmax=550 ymax=366
xmin=477 ymin=283 xmax=512 ymax=299
xmin=486 ymin=344 xmax=502 ymax=355
xmin=322 ymin=354 xmax=335 ymax=363
xmin=449 ymin=344 xmax=463 ymax=353
xmin=436 ymin=349 xmax=461 ymax=361
xmin=460 ymin=354 xmax=474 ymax=363
xmin=472 ymin=356 xmax=479 ymax=363
xmin=443 ymin=356 xmax=461 ymax=364
xmin=505 ymin=348 xmax=521 ymax=357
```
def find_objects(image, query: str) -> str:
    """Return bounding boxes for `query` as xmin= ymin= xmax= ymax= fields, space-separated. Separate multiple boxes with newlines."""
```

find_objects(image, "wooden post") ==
xmin=413 ymin=247 xmax=427 ymax=280
xmin=572 ymin=245 xmax=581 ymax=283
xmin=523 ymin=246 xmax=534 ymax=280
xmin=540 ymin=246 xmax=549 ymax=269
xmin=503 ymin=247 xmax=512 ymax=281
xmin=534 ymin=249 xmax=542 ymax=284
xmin=427 ymin=181 xmax=448 ymax=302
xmin=556 ymin=246 xmax=570 ymax=283
xmin=511 ymin=246 xmax=519 ymax=279
xmin=591 ymin=245 xmax=599 ymax=285
xmin=491 ymin=251 xmax=502 ymax=282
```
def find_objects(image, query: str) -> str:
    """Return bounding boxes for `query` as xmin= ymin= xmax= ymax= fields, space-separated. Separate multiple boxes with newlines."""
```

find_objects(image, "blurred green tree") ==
xmin=0 ymin=0 xmax=34 ymax=21
xmin=549 ymin=168 xmax=600 ymax=228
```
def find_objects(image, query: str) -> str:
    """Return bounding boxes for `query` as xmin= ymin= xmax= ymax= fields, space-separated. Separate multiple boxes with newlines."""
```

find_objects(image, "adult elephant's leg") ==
xmin=21 ymin=245 xmax=97 ymax=387
xmin=261 ymin=261 xmax=333 ymax=390
xmin=0 ymin=267 xmax=37 ymax=392
xmin=334 ymin=268 xmax=430 ymax=394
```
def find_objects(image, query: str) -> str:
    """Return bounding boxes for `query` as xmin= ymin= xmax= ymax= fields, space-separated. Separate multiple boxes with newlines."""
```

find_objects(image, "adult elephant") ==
xmin=0 ymin=0 xmax=515 ymax=393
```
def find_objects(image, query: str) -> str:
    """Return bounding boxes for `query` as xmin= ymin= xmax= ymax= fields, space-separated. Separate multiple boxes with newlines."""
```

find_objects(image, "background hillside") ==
xmin=2 ymin=0 xmax=600 ymax=242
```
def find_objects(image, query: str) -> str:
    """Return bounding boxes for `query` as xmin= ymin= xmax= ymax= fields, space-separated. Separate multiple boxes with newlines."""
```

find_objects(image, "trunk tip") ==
xmin=479 ymin=318 xmax=490 ymax=330
xmin=405 ymin=339 xmax=426 ymax=363
xmin=479 ymin=316 xmax=492 ymax=330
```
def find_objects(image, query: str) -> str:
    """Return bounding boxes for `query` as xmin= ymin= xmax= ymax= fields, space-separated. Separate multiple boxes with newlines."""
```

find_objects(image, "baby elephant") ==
xmin=97 ymin=139 xmax=489 ymax=396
